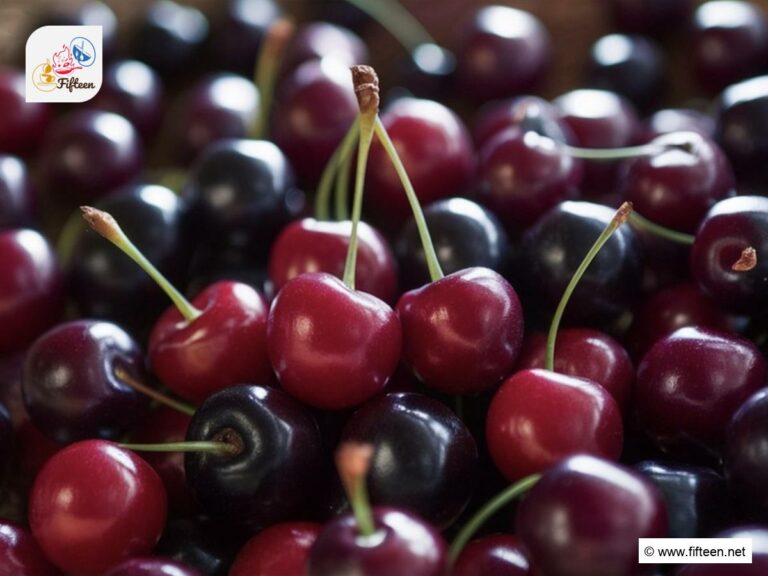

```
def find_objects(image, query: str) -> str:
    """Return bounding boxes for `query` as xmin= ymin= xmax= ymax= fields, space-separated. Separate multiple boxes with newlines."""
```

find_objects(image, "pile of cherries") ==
xmin=2 ymin=0 xmax=768 ymax=574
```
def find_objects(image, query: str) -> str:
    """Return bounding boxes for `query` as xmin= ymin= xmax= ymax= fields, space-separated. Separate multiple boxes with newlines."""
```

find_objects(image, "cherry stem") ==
xmin=628 ymin=211 xmax=696 ymax=245
xmin=336 ymin=442 xmax=377 ymax=537
xmin=114 ymin=366 xmax=195 ymax=417
xmin=373 ymin=117 xmax=444 ymax=282
xmin=315 ymin=118 xmax=360 ymax=221
xmin=448 ymin=473 xmax=540 ymax=563
xmin=545 ymin=202 xmax=633 ymax=372
xmin=733 ymin=246 xmax=757 ymax=272
xmin=342 ymin=65 xmax=380 ymax=290
xmin=560 ymin=142 xmax=666 ymax=161
xmin=343 ymin=0 xmax=435 ymax=52
xmin=251 ymin=18 xmax=294 ymax=140
xmin=119 ymin=441 xmax=238 ymax=456
xmin=80 ymin=206 xmax=202 ymax=323
xmin=335 ymin=145 xmax=353 ymax=221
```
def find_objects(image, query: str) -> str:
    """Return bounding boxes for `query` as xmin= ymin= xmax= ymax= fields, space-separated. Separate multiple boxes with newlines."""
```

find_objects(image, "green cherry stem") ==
xmin=343 ymin=0 xmax=435 ymax=52
xmin=114 ymin=366 xmax=195 ymax=417
xmin=628 ymin=211 xmax=696 ymax=245
xmin=545 ymin=202 xmax=633 ymax=371
xmin=80 ymin=206 xmax=202 ymax=323
xmin=342 ymin=65 xmax=379 ymax=290
xmin=315 ymin=118 xmax=360 ymax=221
xmin=448 ymin=473 xmax=541 ymax=563
xmin=560 ymin=142 xmax=667 ymax=161
xmin=373 ymin=116 xmax=444 ymax=282
xmin=119 ymin=441 xmax=238 ymax=456
xmin=335 ymin=142 xmax=354 ymax=221
xmin=337 ymin=442 xmax=377 ymax=537
xmin=251 ymin=18 xmax=294 ymax=140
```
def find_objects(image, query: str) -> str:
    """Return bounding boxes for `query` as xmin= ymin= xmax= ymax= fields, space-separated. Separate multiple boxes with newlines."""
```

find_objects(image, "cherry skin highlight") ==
xmin=230 ymin=522 xmax=321 ymax=576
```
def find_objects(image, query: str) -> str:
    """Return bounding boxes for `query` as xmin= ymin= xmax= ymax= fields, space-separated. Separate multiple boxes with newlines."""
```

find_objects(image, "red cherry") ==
xmin=452 ymin=534 xmax=529 ymax=576
xmin=29 ymin=440 xmax=167 ymax=575
xmin=397 ymin=267 xmax=524 ymax=395
xmin=268 ymin=217 xmax=397 ymax=303
xmin=486 ymin=368 xmax=623 ymax=481
xmin=0 ymin=521 xmax=59 ymax=576
xmin=267 ymin=272 xmax=401 ymax=410
xmin=149 ymin=280 xmax=272 ymax=403
xmin=230 ymin=522 xmax=321 ymax=576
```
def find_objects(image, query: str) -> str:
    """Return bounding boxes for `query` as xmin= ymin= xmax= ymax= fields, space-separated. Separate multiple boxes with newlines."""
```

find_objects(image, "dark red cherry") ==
xmin=635 ymin=326 xmax=767 ymax=455
xmin=149 ymin=280 xmax=272 ymax=403
xmin=607 ymin=0 xmax=695 ymax=37
xmin=475 ymin=127 xmax=582 ymax=234
xmin=677 ymin=526 xmax=768 ymax=575
xmin=395 ymin=198 xmax=509 ymax=291
xmin=620 ymin=131 xmax=734 ymax=234
xmin=172 ymin=73 xmax=259 ymax=165
xmin=0 ymin=70 xmax=52 ymax=157
xmin=0 ymin=156 xmax=34 ymax=229
xmin=724 ymin=388 xmax=768 ymax=517
xmin=515 ymin=328 xmax=633 ymax=411
xmin=456 ymin=6 xmax=551 ymax=103
xmin=365 ymin=97 xmax=474 ymax=227
xmin=341 ymin=392 xmax=478 ymax=528
xmin=230 ymin=522 xmax=321 ymax=576
xmin=0 ymin=520 xmax=59 ymax=576
xmin=281 ymin=22 xmax=368 ymax=73
xmin=38 ymin=110 xmax=143 ymax=203
xmin=452 ymin=534 xmax=529 ymax=576
xmin=23 ymin=319 xmax=149 ymax=444
xmin=0 ymin=229 xmax=63 ymax=354
xmin=691 ymin=1 xmax=768 ymax=93
xmin=0 ymin=403 xmax=11 ymax=478
xmin=155 ymin=516 xmax=242 ymax=576
xmin=29 ymin=440 xmax=167 ymax=575
xmin=691 ymin=195 xmax=768 ymax=314
xmin=397 ymin=267 xmax=523 ymax=395
xmin=486 ymin=369 xmax=623 ymax=481
xmin=401 ymin=43 xmax=456 ymax=99
xmin=104 ymin=558 xmax=202 ymax=576
xmin=269 ymin=218 xmax=397 ymax=303
xmin=267 ymin=273 xmax=401 ymax=410
xmin=29 ymin=1 xmax=117 ymax=61
xmin=185 ymin=384 xmax=322 ymax=532
xmin=272 ymin=59 xmax=359 ymax=187
xmin=308 ymin=507 xmax=447 ymax=576
xmin=644 ymin=108 xmax=715 ymax=141
xmin=517 ymin=455 xmax=667 ymax=576
xmin=90 ymin=60 xmax=164 ymax=140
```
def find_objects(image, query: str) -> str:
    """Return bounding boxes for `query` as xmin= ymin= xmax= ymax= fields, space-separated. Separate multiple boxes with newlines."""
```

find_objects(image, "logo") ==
xmin=26 ymin=26 xmax=102 ymax=103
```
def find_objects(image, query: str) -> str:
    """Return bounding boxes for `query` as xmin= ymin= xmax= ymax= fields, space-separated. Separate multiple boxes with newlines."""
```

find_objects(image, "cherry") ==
xmin=268 ymin=217 xmax=397 ymax=303
xmin=606 ymin=0 xmax=695 ymax=37
xmin=0 ymin=403 xmax=11 ymax=478
xmin=455 ymin=6 xmax=551 ymax=103
xmin=22 ymin=319 xmax=150 ymax=443
xmin=644 ymin=108 xmax=715 ymax=140
xmin=0 ymin=70 xmax=52 ymax=157
xmin=677 ymin=526 xmax=768 ymax=575
xmin=30 ymin=1 xmax=117 ymax=61
xmin=38 ymin=110 xmax=143 ymax=203
xmin=341 ymin=392 xmax=478 ymax=528
xmin=401 ymin=43 xmax=456 ymax=99
xmin=155 ymin=517 xmax=242 ymax=576
xmin=690 ymin=195 xmax=768 ymax=314
xmin=29 ymin=440 xmax=167 ymax=575
xmin=620 ymin=131 xmax=735 ymax=234
xmin=397 ymin=267 xmax=524 ymax=395
xmin=185 ymin=384 xmax=322 ymax=532
xmin=395 ymin=197 xmax=509 ymax=291
xmin=91 ymin=60 xmax=164 ymax=140
xmin=635 ymin=326 xmax=767 ymax=455
xmin=517 ymin=455 xmax=667 ymax=576
xmin=452 ymin=534 xmax=529 ymax=576
xmin=104 ymin=558 xmax=202 ymax=576
xmin=0 ymin=229 xmax=63 ymax=354
xmin=690 ymin=1 xmax=768 ymax=93
xmin=230 ymin=522 xmax=321 ymax=576
xmin=515 ymin=328 xmax=633 ymax=411
xmin=0 ymin=155 xmax=34 ymax=230
xmin=281 ymin=22 xmax=369 ymax=73
xmin=0 ymin=521 xmax=59 ymax=576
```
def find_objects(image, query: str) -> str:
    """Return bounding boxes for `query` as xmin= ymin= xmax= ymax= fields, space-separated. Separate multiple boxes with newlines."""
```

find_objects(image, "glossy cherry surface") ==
xmin=308 ymin=507 xmax=447 ymax=576
xmin=644 ymin=108 xmax=716 ymax=140
xmin=230 ymin=522 xmax=321 ymax=576
xmin=486 ymin=369 xmax=623 ymax=481
xmin=29 ymin=440 xmax=167 ymax=575
xmin=517 ymin=455 xmax=667 ymax=576
xmin=690 ymin=195 xmax=768 ymax=314
xmin=210 ymin=0 xmax=281 ymax=76
xmin=0 ymin=229 xmax=63 ymax=354
xmin=635 ymin=326 xmax=767 ymax=454
xmin=0 ymin=521 xmax=59 ymax=576
xmin=31 ymin=1 xmax=117 ymax=60
xmin=401 ymin=43 xmax=456 ymax=99
xmin=397 ymin=267 xmax=524 ymax=395
xmin=185 ymin=384 xmax=322 ymax=531
xmin=149 ymin=280 xmax=272 ymax=403
xmin=395 ymin=198 xmax=508 ymax=291
xmin=0 ymin=70 xmax=51 ymax=157
xmin=677 ymin=526 xmax=768 ymax=575
xmin=104 ymin=558 xmax=202 ymax=576
xmin=23 ymin=319 xmax=149 ymax=443
xmin=269 ymin=218 xmax=397 ymax=303
xmin=341 ymin=392 xmax=478 ymax=528
xmin=281 ymin=22 xmax=368 ymax=73
xmin=38 ymin=110 xmax=143 ymax=202
xmin=155 ymin=517 xmax=241 ymax=576
xmin=452 ymin=534 xmax=529 ymax=576
xmin=456 ymin=6 xmax=551 ymax=102
xmin=267 ymin=273 xmax=401 ymax=410
xmin=0 ymin=156 xmax=34 ymax=230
